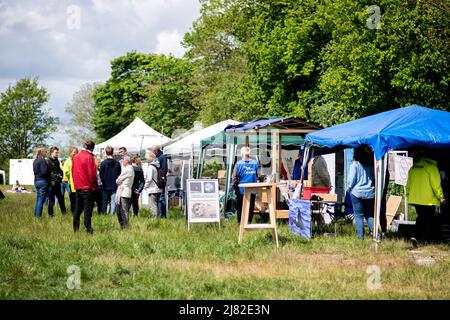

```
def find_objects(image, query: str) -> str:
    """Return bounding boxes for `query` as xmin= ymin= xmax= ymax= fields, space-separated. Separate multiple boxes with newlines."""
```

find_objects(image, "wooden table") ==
xmin=238 ymin=182 xmax=279 ymax=248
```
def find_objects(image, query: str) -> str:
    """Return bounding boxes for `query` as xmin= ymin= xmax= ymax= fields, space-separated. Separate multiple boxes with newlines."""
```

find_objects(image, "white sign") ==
xmin=187 ymin=179 xmax=220 ymax=228
xmin=394 ymin=155 xmax=413 ymax=186
xmin=9 ymin=159 xmax=35 ymax=185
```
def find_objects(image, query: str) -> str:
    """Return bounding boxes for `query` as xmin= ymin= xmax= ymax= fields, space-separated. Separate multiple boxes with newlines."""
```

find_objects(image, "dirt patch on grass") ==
xmin=93 ymin=249 xmax=414 ymax=280
xmin=147 ymin=251 xmax=411 ymax=281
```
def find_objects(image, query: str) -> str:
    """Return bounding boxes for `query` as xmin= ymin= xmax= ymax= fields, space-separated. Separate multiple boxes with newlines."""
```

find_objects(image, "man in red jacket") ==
xmin=72 ymin=140 xmax=98 ymax=234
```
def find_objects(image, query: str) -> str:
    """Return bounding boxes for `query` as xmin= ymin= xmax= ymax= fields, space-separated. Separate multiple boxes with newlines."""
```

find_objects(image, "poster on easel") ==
xmin=186 ymin=179 xmax=220 ymax=230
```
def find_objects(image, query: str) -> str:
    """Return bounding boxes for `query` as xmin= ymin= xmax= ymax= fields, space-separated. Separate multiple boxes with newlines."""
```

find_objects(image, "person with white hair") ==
xmin=150 ymin=145 xmax=168 ymax=218
xmin=115 ymin=155 xmax=135 ymax=229
xmin=232 ymin=146 xmax=259 ymax=223
xmin=144 ymin=151 xmax=163 ymax=217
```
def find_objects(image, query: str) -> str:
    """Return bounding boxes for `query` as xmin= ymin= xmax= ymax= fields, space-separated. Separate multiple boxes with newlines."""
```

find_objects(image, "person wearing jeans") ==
xmin=33 ymin=147 xmax=51 ymax=218
xmin=347 ymin=145 xmax=378 ymax=240
xmin=100 ymin=146 xmax=121 ymax=215
xmin=350 ymin=194 xmax=376 ymax=239
xmin=72 ymin=140 xmax=98 ymax=234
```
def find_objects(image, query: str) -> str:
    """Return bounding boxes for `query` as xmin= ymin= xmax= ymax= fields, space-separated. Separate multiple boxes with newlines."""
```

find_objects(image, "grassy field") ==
xmin=0 ymin=191 xmax=449 ymax=300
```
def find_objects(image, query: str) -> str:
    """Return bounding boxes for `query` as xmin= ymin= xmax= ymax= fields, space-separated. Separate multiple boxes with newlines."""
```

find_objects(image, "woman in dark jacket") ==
xmin=33 ymin=147 xmax=50 ymax=217
xmin=131 ymin=156 xmax=145 ymax=216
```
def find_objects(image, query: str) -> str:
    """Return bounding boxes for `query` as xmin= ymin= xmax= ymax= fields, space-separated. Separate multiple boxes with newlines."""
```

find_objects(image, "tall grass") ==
xmin=0 ymin=192 xmax=449 ymax=299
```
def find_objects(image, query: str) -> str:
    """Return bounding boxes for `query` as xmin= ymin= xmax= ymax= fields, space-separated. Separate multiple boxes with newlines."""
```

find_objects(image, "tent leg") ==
xmin=197 ymin=147 xmax=206 ymax=179
xmin=373 ymin=155 xmax=387 ymax=243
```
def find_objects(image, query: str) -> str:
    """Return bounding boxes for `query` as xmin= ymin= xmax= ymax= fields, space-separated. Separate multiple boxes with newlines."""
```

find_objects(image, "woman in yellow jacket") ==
xmin=406 ymin=154 xmax=446 ymax=246
xmin=63 ymin=147 xmax=78 ymax=214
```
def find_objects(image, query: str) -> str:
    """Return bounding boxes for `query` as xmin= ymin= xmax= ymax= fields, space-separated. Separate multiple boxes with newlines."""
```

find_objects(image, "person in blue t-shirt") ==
xmin=292 ymin=148 xmax=308 ymax=180
xmin=232 ymin=146 xmax=259 ymax=223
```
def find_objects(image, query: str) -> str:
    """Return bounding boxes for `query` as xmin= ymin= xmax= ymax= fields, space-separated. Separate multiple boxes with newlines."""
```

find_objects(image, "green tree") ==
xmin=65 ymin=82 xmax=101 ymax=144
xmin=93 ymin=52 xmax=156 ymax=141
xmin=183 ymin=0 xmax=266 ymax=125
xmin=93 ymin=52 xmax=196 ymax=139
xmin=137 ymin=54 xmax=197 ymax=137
xmin=0 ymin=78 xmax=58 ymax=164
xmin=185 ymin=0 xmax=449 ymax=127
xmin=308 ymin=0 xmax=450 ymax=126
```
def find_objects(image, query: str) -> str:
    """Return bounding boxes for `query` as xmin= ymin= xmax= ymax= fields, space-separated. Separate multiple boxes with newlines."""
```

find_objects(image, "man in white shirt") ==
xmin=116 ymin=155 xmax=134 ymax=229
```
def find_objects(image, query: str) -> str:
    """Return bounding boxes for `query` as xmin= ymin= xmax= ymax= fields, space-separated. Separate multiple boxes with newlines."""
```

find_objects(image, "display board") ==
xmin=186 ymin=179 xmax=220 ymax=230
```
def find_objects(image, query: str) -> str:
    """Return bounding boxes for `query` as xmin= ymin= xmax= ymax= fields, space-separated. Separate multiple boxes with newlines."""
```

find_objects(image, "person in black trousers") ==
xmin=131 ymin=156 xmax=145 ymax=216
xmin=100 ymin=146 xmax=122 ymax=215
xmin=46 ymin=146 xmax=67 ymax=216
xmin=72 ymin=140 xmax=98 ymax=234
xmin=151 ymin=145 xmax=168 ymax=218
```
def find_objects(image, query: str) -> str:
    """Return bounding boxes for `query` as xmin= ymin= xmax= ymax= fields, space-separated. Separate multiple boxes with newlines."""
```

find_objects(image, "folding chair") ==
xmin=310 ymin=193 xmax=338 ymax=235
xmin=327 ymin=191 xmax=354 ymax=236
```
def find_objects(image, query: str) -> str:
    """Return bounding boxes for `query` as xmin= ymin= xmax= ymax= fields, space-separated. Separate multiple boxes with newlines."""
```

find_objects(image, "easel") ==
xmin=238 ymin=182 xmax=279 ymax=248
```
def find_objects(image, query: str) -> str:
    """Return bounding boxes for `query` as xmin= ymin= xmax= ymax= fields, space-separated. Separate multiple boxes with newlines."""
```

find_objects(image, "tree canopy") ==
xmin=183 ymin=0 xmax=449 ymax=126
xmin=93 ymin=52 xmax=196 ymax=140
xmin=66 ymin=82 xmax=101 ymax=144
xmin=0 ymin=78 xmax=58 ymax=165
xmin=93 ymin=0 xmax=449 ymax=139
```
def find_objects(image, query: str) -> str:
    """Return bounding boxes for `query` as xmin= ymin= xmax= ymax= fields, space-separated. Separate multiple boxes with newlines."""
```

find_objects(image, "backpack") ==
xmin=150 ymin=164 xmax=165 ymax=189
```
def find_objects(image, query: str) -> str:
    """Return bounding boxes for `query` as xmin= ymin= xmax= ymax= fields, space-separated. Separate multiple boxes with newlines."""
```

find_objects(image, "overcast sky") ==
xmin=0 ymin=0 xmax=201 ymax=145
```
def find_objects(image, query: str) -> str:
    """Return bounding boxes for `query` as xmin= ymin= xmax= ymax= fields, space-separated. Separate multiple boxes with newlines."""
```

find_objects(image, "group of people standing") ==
xmin=33 ymin=140 xmax=168 ymax=234
xmin=233 ymin=144 xmax=448 ymax=245
xmin=347 ymin=145 xmax=447 ymax=245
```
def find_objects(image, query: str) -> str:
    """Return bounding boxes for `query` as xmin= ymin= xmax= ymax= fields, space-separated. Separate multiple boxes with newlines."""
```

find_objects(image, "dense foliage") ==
xmin=66 ymin=82 xmax=101 ymax=144
xmin=92 ymin=0 xmax=449 ymax=138
xmin=93 ymin=52 xmax=196 ymax=140
xmin=0 ymin=78 xmax=58 ymax=167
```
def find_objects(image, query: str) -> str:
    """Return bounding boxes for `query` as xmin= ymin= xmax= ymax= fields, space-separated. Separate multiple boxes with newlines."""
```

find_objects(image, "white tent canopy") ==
xmin=95 ymin=117 xmax=171 ymax=154
xmin=163 ymin=119 xmax=241 ymax=158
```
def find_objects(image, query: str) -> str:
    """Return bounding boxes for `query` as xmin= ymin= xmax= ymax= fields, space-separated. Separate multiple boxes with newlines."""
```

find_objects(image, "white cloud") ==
xmin=0 ymin=0 xmax=201 ymax=145
xmin=91 ymin=0 xmax=114 ymax=14
xmin=156 ymin=29 xmax=185 ymax=57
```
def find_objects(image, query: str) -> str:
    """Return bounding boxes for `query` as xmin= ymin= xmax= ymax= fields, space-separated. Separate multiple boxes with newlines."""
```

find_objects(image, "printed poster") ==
xmin=187 ymin=179 xmax=220 ymax=223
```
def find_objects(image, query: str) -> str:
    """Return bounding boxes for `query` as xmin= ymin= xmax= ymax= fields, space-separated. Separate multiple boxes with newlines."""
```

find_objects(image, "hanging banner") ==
xmin=394 ymin=155 xmax=413 ymax=186
xmin=187 ymin=179 xmax=220 ymax=229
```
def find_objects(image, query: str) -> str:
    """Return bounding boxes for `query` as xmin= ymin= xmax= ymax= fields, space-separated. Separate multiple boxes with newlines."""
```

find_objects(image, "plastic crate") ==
xmin=302 ymin=186 xmax=331 ymax=200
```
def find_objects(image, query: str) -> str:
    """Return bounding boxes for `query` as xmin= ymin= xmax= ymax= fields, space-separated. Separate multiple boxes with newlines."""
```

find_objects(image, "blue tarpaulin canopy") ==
xmin=304 ymin=105 xmax=450 ymax=160
xmin=304 ymin=105 xmax=450 ymax=243
xmin=225 ymin=116 xmax=322 ymax=133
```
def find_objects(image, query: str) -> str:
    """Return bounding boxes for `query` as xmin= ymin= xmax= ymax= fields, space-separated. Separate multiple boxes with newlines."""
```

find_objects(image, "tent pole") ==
xmin=197 ymin=146 xmax=206 ymax=179
xmin=271 ymin=130 xmax=278 ymax=182
xmin=404 ymin=185 xmax=408 ymax=220
xmin=373 ymin=155 xmax=387 ymax=244
xmin=224 ymin=135 xmax=235 ymax=214
xmin=299 ymin=146 xmax=311 ymax=198
xmin=190 ymin=143 xmax=194 ymax=179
